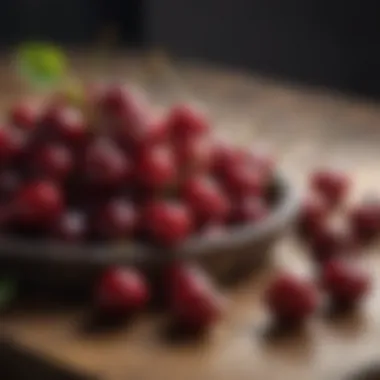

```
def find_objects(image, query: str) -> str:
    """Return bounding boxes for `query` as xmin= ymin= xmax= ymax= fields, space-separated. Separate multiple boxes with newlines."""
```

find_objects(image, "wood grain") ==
xmin=1 ymin=53 xmax=380 ymax=380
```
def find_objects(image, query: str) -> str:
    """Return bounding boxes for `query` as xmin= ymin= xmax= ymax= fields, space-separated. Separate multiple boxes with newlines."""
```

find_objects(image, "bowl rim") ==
xmin=0 ymin=172 xmax=300 ymax=267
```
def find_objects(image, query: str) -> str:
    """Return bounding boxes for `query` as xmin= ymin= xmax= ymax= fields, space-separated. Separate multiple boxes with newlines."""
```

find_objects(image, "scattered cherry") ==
xmin=264 ymin=273 xmax=318 ymax=325
xmin=298 ymin=193 xmax=329 ymax=239
xmin=95 ymin=267 xmax=149 ymax=315
xmin=349 ymin=199 xmax=380 ymax=242
xmin=321 ymin=259 xmax=371 ymax=308
xmin=167 ymin=263 xmax=225 ymax=329
xmin=311 ymin=168 xmax=350 ymax=207
xmin=309 ymin=220 xmax=355 ymax=264
xmin=141 ymin=201 xmax=192 ymax=246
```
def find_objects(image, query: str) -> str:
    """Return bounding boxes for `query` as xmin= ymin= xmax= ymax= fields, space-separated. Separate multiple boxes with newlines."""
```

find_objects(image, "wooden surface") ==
xmin=1 ymin=54 xmax=380 ymax=380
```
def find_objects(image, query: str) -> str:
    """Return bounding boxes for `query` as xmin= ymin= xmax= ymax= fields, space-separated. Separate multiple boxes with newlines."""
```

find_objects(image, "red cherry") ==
xmin=310 ymin=220 xmax=355 ymax=264
xmin=32 ymin=144 xmax=74 ymax=181
xmin=167 ymin=104 xmax=209 ymax=141
xmin=311 ymin=168 xmax=350 ymax=207
xmin=52 ymin=211 xmax=87 ymax=242
xmin=181 ymin=176 xmax=230 ymax=224
xmin=95 ymin=267 xmax=149 ymax=315
xmin=9 ymin=102 xmax=37 ymax=131
xmin=0 ymin=127 xmax=25 ymax=164
xmin=141 ymin=201 xmax=192 ymax=246
xmin=135 ymin=146 xmax=176 ymax=190
xmin=13 ymin=180 xmax=64 ymax=226
xmin=223 ymin=164 xmax=264 ymax=199
xmin=321 ymin=259 xmax=371 ymax=307
xmin=211 ymin=142 xmax=242 ymax=177
xmin=93 ymin=199 xmax=136 ymax=240
xmin=174 ymin=137 xmax=212 ymax=173
xmin=298 ymin=193 xmax=329 ymax=238
xmin=43 ymin=105 xmax=87 ymax=144
xmin=265 ymin=273 xmax=318 ymax=324
xmin=99 ymin=85 xmax=140 ymax=117
xmin=167 ymin=263 xmax=225 ymax=329
xmin=229 ymin=197 xmax=268 ymax=225
xmin=0 ymin=170 xmax=21 ymax=200
xmin=83 ymin=139 xmax=132 ymax=189
xmin=349 ymin=199 xmax=380 ymax=242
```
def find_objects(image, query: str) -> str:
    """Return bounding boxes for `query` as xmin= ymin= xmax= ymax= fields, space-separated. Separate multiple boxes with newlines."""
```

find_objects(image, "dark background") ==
xmin=1 ymin=0 xmax=380 ymax=97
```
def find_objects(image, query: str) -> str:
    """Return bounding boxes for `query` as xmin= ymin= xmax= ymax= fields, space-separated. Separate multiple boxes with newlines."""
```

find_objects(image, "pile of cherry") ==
xmin=0 ymin=83 xmax=375 ymax=332
xmin=0 ymin=84 xmax=274 ymax=246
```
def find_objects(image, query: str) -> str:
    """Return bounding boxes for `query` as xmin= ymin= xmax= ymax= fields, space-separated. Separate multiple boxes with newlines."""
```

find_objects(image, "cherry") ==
xmin=311 ymin=168 xmax=350 ymax=207
xmin=167 ymin=263 xmax=225 ymax=329
xmin=211 ymin=142 xmax=242 ymax=177
xmin=349 ymin=199 xmax=380 ymax=242
xmin=141 ymin=201 xmax=192 ymax=246
xmin=181 ymin=176 xmax=230 ymax=225
xmin=173 ymin=137 xmax=212 ymax=173
xmin=12 ymin=180 xmax=64 ymax=226
xmin=309 ymin=220 xmax=355 ymax=264
xmin=32 ymin=144 xmax=74 ymax=181
xmin=99 ymin=85 xmax=141 ymax=118
xmin=321 ymin=259 xmax=371 ymax=308
xmin=0 ymin=127 xmax=25 ymax=164
xmin=264 ymin=273 xmax=318 ymax=325
xmin=229 ymin=197 xmax=268 ymax=225
xmin=9 ymin=102 xmax=37 ymax=131
xmin=52 ymin=211 xmax=87 ymax=242
xmin=167 ymin=104 xmax=209 ymax=141
xmin=222 ymin=164 xmax=264 ymax=199
xmin=298 ymin=193 xmax=329 ymax=238
xmin=0 ymin=170 xmax=21 ymax=200
xmin=95 ymin=266 xmax=149 ymax=315
xmin=42 ymin=105 xmax=87 ymax=145
xmin=135 ymin=146 xmax=176 ymax=190
xmin=83 ymin=139 xmax=132 ymax=189
xmin=93 ymin=199 xmax=136 ymax=240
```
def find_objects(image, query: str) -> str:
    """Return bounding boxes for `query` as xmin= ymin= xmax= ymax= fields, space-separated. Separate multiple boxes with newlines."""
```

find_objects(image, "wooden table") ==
xmin=1 ymin=53 xmax=380 ymax=380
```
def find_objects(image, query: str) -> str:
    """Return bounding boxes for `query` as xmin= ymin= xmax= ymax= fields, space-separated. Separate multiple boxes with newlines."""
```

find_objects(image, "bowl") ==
xmin=0 ymin=172 xmax=299 ymax=294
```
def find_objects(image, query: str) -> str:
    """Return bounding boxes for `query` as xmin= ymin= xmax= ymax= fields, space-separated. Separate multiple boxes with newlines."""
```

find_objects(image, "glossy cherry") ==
xmin=95 ymin=267 xmax=150 ymax=315
xmin=32 ymin=144 xmax=74 ymax=181
xmin=311 ymin=168 xmax=350 ymax=207
xmin=167 ymin=263 xmax=225 ymax=329
xmin=93 ymin=199 xmax=136 ymax=240
xmin=321 ymin=259 xmax=371 ymax=308
xmin=265 ymin=273 xmax=318 ymax=325
xmin=83 ymin=139 xmax=132 ymax=189
xmin=141 ymin=201 xmax=192 ymax=246
xmin=12 ymin=180 xmax=64 ymax=226
xmin=181 ymin=176 xmax=230 ymax=224
xmin=135 ymin=146 xmax=176 ymax=190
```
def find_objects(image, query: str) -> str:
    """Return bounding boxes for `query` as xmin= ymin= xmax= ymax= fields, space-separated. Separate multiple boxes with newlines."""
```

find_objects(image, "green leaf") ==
xmin=16 ymin=42 xmax=68 ymax=89
xmin=0 ymin=277 xmax=17 ymax=310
